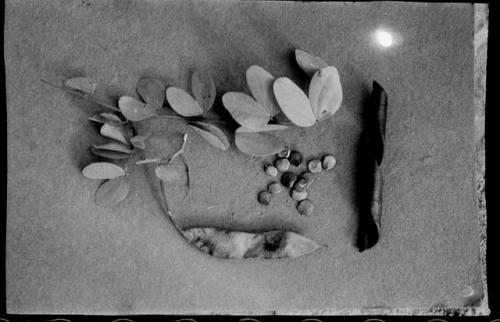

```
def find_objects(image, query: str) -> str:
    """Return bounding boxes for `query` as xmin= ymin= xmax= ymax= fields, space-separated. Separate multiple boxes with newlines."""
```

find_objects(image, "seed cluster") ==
xmin=257 ymin=147 xmax=337 ymax=217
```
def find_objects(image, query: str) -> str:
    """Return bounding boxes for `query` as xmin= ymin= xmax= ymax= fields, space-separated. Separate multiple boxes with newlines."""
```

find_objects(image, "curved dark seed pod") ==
xmin=357 ymin=81 xmax=387 ymax=252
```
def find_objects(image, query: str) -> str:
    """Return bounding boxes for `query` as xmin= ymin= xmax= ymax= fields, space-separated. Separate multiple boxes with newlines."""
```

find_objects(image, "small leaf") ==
xmin=100 ymin=123 xmax=129 ymax=145
xmin=130 ymin=135 xmax=148 ymax=150
xmin=191 ymin=69 xmax=216 ymax=112
xmin=90 ymin=148 xmax=131 ymax=160
xmin=235 ymin=124 xmax=288 ymax=133
xmin=88 ymin=114 xmax=106 ymax=124
xmin=246 ymin=65 xmax=281 ymax=116
xmin=64 ymin=77 xmax=97 ymax=94
xmin=273 ymin=77 xmax=316 ymax=127
xmin=93 ymin=142 xmax=133 ymax=154
xmin=82 ymin=162 xmax=125 ymax=179
xmin=166 ymin=87 xmax=204 ymax=117
xmin=235 ymin=129 xmax=286 ymax=156
xmin=155 ymin=165 xmax=183 ymax=182
xmin=99 ymin=113 xmax=125 ymax=123
xmin=94 ymin=176 xmax=130 ymax=207
xmin=222 ymin=92 xmax=270 ymax=129
xmin=295 ymin=49 xmax=328 ymax=77
xmin=189 ymin=121 xmax=230 ymax=151
xmin=137 ymin=77 xmax=165 ymax=111
xmin=308 ymin=66 xmax=343 ymax=121
xmin=118 ymin=96 xmax=157 ymax=121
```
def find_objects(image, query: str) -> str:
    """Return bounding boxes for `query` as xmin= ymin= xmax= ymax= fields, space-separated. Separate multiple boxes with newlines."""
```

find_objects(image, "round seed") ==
xmin=308 ymin=159 xmax=322 ymax=173
xmin=275 ymin=158 xmax=290 ymax=172
xmin=258 ymin=191 xmax=272 ymax=205
xmin=322 ymin=155 xmax=337 ymax=171
xmin=299 ymin=171 xmax=315 ymax=184
xmin=277 ymin=147 xmax=291 ymax=158
xmin=291 ymin=189 xmax=308 ymax=201
xmin=294 ymin=178 xmax=309 ymax=192
xmin=280 ymin=172 xmax=297 ymax=189
xmin=288 ymin=150 xmax=303 ymax=166
xmin=267 ymin=182 xmax=282 ymax=195
xmin=265 ymin=164 xmax=278 ymax=177
xmin=297 ymin=199 xmax=314 ymax=216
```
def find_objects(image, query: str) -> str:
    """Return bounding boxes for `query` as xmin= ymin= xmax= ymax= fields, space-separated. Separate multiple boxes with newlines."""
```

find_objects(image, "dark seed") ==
xmin=289 ymin=150 xmax=303 ymax=166
xmin=297 ymin=199 xmax=314 ymax=216
xmin=280 ymin=172 xmax=297 ymax=189
xmin=258 ymin=191 xmax=272 ymax=205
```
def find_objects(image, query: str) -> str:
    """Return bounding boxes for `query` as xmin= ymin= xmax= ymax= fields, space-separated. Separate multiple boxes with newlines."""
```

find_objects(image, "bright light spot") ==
xmin=375 ymin=29 xmax=394 ymax=48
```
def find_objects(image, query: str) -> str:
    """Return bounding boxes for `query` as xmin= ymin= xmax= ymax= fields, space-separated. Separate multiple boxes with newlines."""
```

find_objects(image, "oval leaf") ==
xmin=222 ymin=92 xmax=270 ymax=129
xmin=118 ymin=96 xmax=157 ymax=121
xmin=308 ymin=66 xmax=343 ymax=121
xmin=166 ymin=87 xmax=204 ymax=117
xmin=246 ymin=65 xmax=281 ymax=116
xmin=191 ymin=69 xmax=216 ymax=112
xmin=130 ymin=135 xmax=148 ymax=150
xmin=189 ymin=121 xmax=230 ymax=151
xmin=273 ymin=77 xmax=316 ymax=127
xmin=295 ymin=49 xmax=328 ymax=77
xmin=100 ymin=123 xmax=129 ymax=145
xmin=235 ymin=124 xmax=289 ymax=133
xmin=90 ymin=148 xmax=131 ymax=160
xmin=155 ymin=165 xmax=183 ymax=182
xmin=93 ymin=142 xmax=133 ymax=154
xmin=95 ymin=176 xmax=130 ymax=207
xmin=82 ymin=162 xmax=125 ymax=179
xmin=235 ymin=130 xmax=286 ymax=156
xmin=137 ymin=77 xmax=165 ymax=111
xmin=100 ymin=113 xmax=125 ymax=123
xmin=65 ymin=77 xmax=97 ymax=94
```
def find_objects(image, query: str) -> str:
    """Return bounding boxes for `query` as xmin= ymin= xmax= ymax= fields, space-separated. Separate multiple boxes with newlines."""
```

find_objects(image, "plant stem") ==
xmin=135 ymin=133 xmax=188 ymax=166
xmin=40 ymin=78 xmax=121 ymax=112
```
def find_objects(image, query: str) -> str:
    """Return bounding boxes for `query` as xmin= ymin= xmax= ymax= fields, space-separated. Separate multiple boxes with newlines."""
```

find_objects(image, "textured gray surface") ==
xmin=6 ymin=0 xmax=486 ymax=315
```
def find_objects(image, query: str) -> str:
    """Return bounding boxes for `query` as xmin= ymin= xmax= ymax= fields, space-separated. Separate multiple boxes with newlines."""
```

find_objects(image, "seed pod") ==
xmin=275 ymin=158 xmax=290 ymax=172
xmin=258 ymin=191 xmax=272 ymax=205
xmin=294 ymin=178 xmax=309 ymax=192
xmin=291 ymin=189 xmax=308 ymax=201
xmin=308 ymin=159 xmax=322 ymax=173
xmin=267 ymin=182 xmax=282 ymax=195
xmin=322 ymin=154 xmax=337 ymax=171
xmin=277 ymin=147 xmax=291 ymax=158
xmin=265 ymin=164 xmax=278 ymax=177
xmin=289 ymin=150 xmax=303 ymax=166
xmin=297 ymin=199 xmax=314 ymax=216
xmin=280 ymin=172 xmax=297 ymax=189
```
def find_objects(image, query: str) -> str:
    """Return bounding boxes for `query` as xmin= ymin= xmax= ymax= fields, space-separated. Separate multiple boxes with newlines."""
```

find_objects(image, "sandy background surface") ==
xmin=6 ymin=0 xmax=485 ymax=315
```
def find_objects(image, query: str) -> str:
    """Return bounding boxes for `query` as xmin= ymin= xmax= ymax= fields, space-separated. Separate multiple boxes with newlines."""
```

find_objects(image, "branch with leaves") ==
xmin=43 ymin=48 xmax=349 ymax=259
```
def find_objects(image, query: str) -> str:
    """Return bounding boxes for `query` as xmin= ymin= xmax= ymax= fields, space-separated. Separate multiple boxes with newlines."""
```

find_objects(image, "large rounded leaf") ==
xmin=246 ymin=65 xmax=281 ymax=116
xmin=191 ymin=69 xmax=216 ymax=113
xmin=273 ymin=77 xmax=316 ymax=127
xmin=118 ymin=96 xmax=157 ymax=121
xmin=308 ymin=66 xmax=343 ymax=121
xmin=295 ymin=49 xmax=328 ymax=77
xmin=64 ymin=77 xmax=97 ymax=94
xmin=94 ymin=176 xmax=130 ymax=207
xmin=137 ymin=77 xmax=165 ymax=111
xmin=166 ymin=87 xmax=204 ymax=117
xmin=222 ymin=92 xmax=270 ymax=129
xmin=82 ymin=162 xmax=125 ymax=179
xmin=235 ymin=128 xmax=286 ymax=156
xmin=189 ymin=121 xmax=230 ymax=151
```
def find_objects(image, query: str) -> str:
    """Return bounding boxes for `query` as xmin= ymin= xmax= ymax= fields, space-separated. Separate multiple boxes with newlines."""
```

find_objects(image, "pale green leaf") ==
xmin=94 ymin=176 xmax=130 ymax=207
xmin=308 ymin=66 xmax=343 ymax=121
xmin=235 ymin=129 xmax=286 ymax=156
xmin=99 ymin=113 xmax=125 ymax=123
xmin=273 ymin=77 xmax=316 ymax=127
xmin=64 ymin=77 xmax=97 ymax=94
xmin=222 ymin=92 xmax=270 ymax=129
xmin=93 ymin=142 xmax=133 ymax=154
xmin=90 ymin=148 xmax=131 ymax=160
xmin=191 ymin=69 xmax=216 ymax=112
xmin=235 ymin=124 xmax=288 ymax=133
xmin=246 ymin=65 xmax=281 ymax=116
xmin=82 ymin=162 xmax=125 ymax=179
xmin=130 ymin=135 xmax=148 ymax=150
xmin=137 ymin=77 xmax=165 ymax=111
xmin=118 ymin=96 xmax=157 ymax=121
xmin=166 ymin=87 xmax=204 ymax=117
xmin=189 ymin=121 xmax=230 ymax=151
xmin=155 ymin=165 xmax=183 ymax=182
xmin=295 ymin=49 xmax=328 ymax=77
xmin=100 ymin=123 xmax=129 ymax=145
